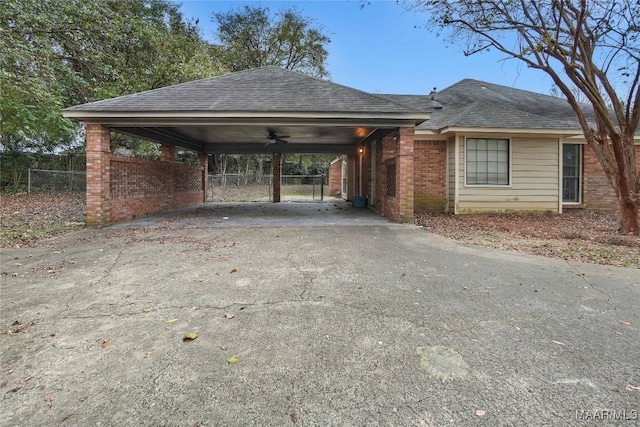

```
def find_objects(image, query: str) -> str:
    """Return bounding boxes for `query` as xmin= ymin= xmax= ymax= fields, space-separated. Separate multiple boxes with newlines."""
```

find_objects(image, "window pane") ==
xmin=466 ymin=138 xmax=509 ymax=185
xmin=562 ymin=144 xmax=581 ymax=202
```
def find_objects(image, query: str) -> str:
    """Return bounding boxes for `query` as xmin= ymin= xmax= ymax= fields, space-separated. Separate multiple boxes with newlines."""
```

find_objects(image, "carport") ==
xmin=63 ymin=66 xmax=431 ymax=227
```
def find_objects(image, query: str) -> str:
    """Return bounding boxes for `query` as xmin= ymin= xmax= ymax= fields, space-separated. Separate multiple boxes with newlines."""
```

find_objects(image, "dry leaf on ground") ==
xmin=183 ymin=332 xmax=198 ymax=341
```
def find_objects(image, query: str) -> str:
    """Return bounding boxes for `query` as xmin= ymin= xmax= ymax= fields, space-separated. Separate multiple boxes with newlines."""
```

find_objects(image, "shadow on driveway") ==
xmin=111 ymin=198 xmax=393 ymax=229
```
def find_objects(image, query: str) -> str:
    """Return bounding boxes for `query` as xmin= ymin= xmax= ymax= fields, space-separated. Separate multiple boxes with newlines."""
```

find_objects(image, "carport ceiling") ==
xmin=63 ymin=67 xmax=432 ymax=154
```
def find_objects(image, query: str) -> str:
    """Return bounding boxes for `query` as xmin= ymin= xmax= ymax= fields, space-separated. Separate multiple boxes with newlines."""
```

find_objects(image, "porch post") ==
xmin=396 ymin=127 xmax=415 ymax=223
xmin=160 ymin=145 xmax=175 ymax=209
xmin=198 ymin=153 xmax=208 ymax=203
xmin=85 ymin=124 xmax=111 ymax=227
xmin=273 ymin=152 xmax=282 ymax=203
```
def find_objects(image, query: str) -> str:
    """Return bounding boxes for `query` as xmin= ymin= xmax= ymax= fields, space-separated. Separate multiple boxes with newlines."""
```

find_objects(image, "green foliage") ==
xmin=0 ymin=151 xmax=35 ymax=192
xmin=282 ymin=154 xmax=334 ymax=175
xmin=1 ymin=0 xmax=224 ymax=152
xmin=212 ymin=5 xmax=330 ymax=77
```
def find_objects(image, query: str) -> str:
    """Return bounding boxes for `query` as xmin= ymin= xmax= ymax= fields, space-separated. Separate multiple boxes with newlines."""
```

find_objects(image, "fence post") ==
xmin=28 ymin=168 xmax=31 ymax=193
xmin=321 ymin=175 xmax=324 ymax=201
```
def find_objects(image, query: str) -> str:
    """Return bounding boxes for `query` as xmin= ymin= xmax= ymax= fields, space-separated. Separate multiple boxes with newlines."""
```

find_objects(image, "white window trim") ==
xmin=561 ymin=143 xmax=583 ymax=205
xmin=463 ymin=137 xmax=512 ymax=187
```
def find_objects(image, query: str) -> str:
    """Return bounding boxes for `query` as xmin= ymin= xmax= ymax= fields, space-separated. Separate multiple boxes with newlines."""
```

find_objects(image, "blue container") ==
xmin=352 ymin=197 xmax=366 ymax=208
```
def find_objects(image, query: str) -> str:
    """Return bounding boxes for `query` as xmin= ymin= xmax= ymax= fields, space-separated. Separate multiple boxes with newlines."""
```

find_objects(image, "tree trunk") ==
xmin=619 ymin=196 xmax=639 ymax=234
xmin=590 ymin=133 xmax=640 ymax=234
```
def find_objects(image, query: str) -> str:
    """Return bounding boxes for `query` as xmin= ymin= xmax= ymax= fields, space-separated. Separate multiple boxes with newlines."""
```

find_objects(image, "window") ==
xmin=562 ymin=144 xmax=581 ymax=203
xmin=466 ymin=138 xmax=510 ymax=185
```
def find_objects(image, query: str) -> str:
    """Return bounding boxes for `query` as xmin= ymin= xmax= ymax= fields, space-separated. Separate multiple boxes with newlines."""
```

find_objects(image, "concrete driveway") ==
xmin=1 ymin=202 xmax=639 ymax=426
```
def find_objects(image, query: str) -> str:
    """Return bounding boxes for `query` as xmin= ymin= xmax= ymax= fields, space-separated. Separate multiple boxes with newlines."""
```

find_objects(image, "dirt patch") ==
xmin=0 ymin=192 xmax=86 ymax=248
xmin=415 ymin=210 xmax=640 ymax=268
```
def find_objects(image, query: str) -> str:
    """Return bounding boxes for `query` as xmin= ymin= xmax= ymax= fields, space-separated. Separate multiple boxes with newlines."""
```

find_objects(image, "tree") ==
xmin=402 ymin=0 xmax=639 ymax=233
xmin=1 ymin=0 xmax=223 ymax=153
xmin=212 ymin=5 xmax=330 ymax=78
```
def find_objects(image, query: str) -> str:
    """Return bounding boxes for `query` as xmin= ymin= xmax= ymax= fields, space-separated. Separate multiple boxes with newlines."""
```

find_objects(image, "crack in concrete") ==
xmin=87 ymin=246 xmax=125 ymax=287
xmin=566 ymin=261 xmax=612 ymax=302
xmin=56 ymin=298 xmax=327 ymax=320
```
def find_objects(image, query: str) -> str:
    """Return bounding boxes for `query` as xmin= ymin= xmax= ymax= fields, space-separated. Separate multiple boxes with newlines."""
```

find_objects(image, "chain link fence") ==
xmin=28 ymin=169 xmax=86 ymax=193
xmin=208 ymin=174 xmax=324 ymax=202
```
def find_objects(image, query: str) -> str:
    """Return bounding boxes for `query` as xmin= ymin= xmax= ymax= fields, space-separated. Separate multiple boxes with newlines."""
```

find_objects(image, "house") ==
xmin=63 ymin=67 xmax=638 ymax=227
xmin=329 ymin=78 xmax=639 ymax=217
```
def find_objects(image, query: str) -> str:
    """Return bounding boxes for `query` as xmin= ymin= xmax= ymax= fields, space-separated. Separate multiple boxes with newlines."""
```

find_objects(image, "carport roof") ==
xmin=64 ymin=66 xmax=429 ymax=115
xmin=63 ymin=67 xmax=431 ymax=154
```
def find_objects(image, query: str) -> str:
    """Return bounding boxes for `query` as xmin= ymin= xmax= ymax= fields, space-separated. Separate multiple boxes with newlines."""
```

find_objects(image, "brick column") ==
xmin=273 ymin=152 xmax=282 ymax=203
xmin=379 ymin=134 xmax=396 ymax=220
xmin=160 ymin=145 xmax=175 ymax=208
xmin=85 ymin=124 xmax=111 ymax=227
xmin=199 ymin=153 xmax=208 ymax=203
xmin=396 ymin=127 xmax=415 ymax=223
xmin=160 ymin=145 xmax=175 ymax=162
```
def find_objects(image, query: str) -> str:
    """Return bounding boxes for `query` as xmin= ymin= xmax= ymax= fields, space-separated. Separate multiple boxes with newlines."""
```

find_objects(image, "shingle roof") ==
xmin=64 ymin=66 xmax=428 ymax=115
xmin=383 ymin=79 xmax=594 ymax=131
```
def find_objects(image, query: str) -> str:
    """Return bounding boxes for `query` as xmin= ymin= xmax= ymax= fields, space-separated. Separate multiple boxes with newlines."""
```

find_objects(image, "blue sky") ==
xmin=174 ymin=0 xmax=554 ymax=95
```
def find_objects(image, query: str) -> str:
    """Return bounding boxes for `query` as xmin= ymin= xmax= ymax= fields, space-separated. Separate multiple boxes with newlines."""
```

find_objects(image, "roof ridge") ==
xmin=442 ymin=102 xmax=479 ymax=128
xmin=474 ymin=100 xmax=579 ymax=128
xmin=439 ymin=78 xmax=592 ymax=110
xmin=268 ymin=67 xmax=428 ymax=113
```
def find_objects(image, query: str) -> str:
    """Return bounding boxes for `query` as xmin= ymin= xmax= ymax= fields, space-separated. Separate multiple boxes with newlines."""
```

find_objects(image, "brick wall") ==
xmin=583 ymin=144 xmax=640 ymax=211
xmin=327 ymin=159 xmax=343 ymax=197
xmin=108 ymin=154 xmax=205 ymax=225
xmin=414 ymin=140 xmax=447 ymax=212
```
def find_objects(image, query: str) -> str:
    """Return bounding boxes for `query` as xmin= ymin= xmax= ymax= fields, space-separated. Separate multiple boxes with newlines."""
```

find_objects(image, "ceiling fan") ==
xmin=265 ymin=130 xmax=290 ymax=146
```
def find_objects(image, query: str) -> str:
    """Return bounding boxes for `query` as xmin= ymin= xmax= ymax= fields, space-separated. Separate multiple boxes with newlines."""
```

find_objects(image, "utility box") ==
xmin=352 ymin=197 xmax=366 ymax=208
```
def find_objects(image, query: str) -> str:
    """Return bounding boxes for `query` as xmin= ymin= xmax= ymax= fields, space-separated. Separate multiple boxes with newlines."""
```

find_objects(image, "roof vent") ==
xmin=429 ymin=87 xmax=437 ymax=100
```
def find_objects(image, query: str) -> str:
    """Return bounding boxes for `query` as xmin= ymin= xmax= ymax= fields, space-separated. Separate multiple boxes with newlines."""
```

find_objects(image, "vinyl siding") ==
xmin=457 ymin=137 xmax=560 ymax=212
